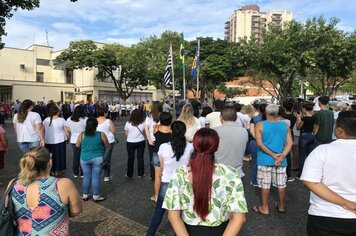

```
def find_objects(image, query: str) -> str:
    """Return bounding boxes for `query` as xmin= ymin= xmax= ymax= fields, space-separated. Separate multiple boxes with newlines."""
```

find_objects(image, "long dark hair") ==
xmin=190 ymin=128 xmax=219 ymax=221
xmin=170 ymin=121 xmax=186 ymax=161
xmin=85 ymin=117 xmax=98 ymax=136
xmin=49 ymin=105 xmax=59 ymax=126
xmin=17 ymin=99 xmax=33 ymax=123
xmin=71 ymin=105 xmax=86 ymax=122
xmin=129 ymin=109 xmax=145 ymax=126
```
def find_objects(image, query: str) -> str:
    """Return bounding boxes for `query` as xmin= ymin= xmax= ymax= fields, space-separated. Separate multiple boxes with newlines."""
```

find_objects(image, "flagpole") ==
xmin=170 ymin=44 xmax=176 ymax=118
xmin=183 ymin=59 xmax=186 ymax=101
xmin=196 ymin=40 xmax=200 ymax=99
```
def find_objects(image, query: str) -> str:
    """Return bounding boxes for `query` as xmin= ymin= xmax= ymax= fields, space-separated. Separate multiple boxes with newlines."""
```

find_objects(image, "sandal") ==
xmin=274 ymin=202 xmax=286 ymax=213
xmin=150 ymin=196 xmax=157 ymax=202
xmin=252 ymin=206 xmax=269 ymax=215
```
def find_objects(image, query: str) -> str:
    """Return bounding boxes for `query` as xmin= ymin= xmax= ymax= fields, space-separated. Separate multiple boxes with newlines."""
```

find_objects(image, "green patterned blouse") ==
xmin=162 ymin=163 xmax=248 ymax=226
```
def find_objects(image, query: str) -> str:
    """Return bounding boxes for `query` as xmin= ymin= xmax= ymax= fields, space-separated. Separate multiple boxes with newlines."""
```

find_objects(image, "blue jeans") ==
xmin=249 ymin=139 xmax=258 ymax=185
xmin=71 ymin=144 xmax=83 ymax=176
xmin=103 ymin=143 xmax=115 ymax=177
xmin=81 ymin=156 xmax=103 ymax=197
xmin=146 ymin=182 xmax=169 ymax=236
xmin=298 ymin=132 xmax=316 ymax=177
xmin=18 ymin=141 xmax=40 ymax=153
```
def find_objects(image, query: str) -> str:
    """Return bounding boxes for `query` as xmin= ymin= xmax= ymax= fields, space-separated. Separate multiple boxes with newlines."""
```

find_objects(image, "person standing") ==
xmin=43 ymin=105 xmax=68 ymax=176
xmin=177 ymin=104 xmax=201 ymax=142
xmin=13 ymin=99 xmax=45 ymax=153
xmin=163 ymin=128 xmax=247 ymax=235
xmin=213 ymin=107 xmax=248 ymax=178
xmin=66 ymin=105 xmax=88 ymax=178
xmin=296 ymin=102 xmax=317 ymax=179
xmin=301 ymin=111 xmax=356 ymax=235
xmin=96 ymin=107 xmax=116 ymax=182
xmin=146 ymin=121 xmax=193 ymax=236
xmin=76 ymin=117 xmax=109 ymax=202
xmin=0 ymin=124 xmax=8 ymax=176
xmin=314 ymin=96 xmax=334 ymax=145
xmin=205 ymin=100 xmax=225 ymax=128
xmin=253 ymin=104 xmax=293 ymax=215
xmin=150 ymin=112 xmax=172 ymax=202
xmin=11 ymin=147 xmax=82 ymax=235
xmin=145 ymin=101 xmax=163 ymax=180
xmin=124 ymin=109 xmax=146 ymax=178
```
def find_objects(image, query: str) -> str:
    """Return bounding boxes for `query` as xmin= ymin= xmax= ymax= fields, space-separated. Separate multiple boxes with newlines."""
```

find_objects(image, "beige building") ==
xmin=0 ymin=44 xmax=161 ymax=103
xmin=225 ymin=5 xmax=292 ymax=43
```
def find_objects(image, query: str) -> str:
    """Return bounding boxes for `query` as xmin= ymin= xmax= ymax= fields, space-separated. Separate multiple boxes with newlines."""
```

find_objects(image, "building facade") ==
xmin=0 ymin=44 xmax=161 ymax=103
xmin=225 ymin=5 xmax=292 ymax=43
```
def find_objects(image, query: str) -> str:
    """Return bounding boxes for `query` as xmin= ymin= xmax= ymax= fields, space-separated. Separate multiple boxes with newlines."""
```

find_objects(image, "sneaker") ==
xmin=125 ymin=174 xmax=132 ymax=179
xmin=295 ymin=175 xmax=301 ymax=180
xmin=288 ymin=177 xmax=295 ymax=182
xmin=138 ymin=175 xmax=145 ymax=179
xmin=73 ymin=175 xmax=79 ymax=179
xmin=250 ymin=181 xmax=259 ymax=187
xmin=80 ymin=175 xmax=84 ymax=179
xmin=104 ymin=176 xmax=112 ymax=182
xmin=93 ymin=196 xmax=107 ymax=202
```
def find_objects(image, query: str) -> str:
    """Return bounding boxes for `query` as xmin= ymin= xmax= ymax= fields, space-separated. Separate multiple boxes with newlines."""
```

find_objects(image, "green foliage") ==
xmin=0 ymin=0 xmax=77 ymax=48
xmin=58 ymin=40 xmax=149 ymax=101
xmin=217 ymin=84 xmax=247 ymax=99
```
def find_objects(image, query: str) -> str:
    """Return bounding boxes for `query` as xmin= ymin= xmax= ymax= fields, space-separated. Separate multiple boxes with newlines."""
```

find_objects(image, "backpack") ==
xmin=0 ymin=178 xmax=17 ymax=235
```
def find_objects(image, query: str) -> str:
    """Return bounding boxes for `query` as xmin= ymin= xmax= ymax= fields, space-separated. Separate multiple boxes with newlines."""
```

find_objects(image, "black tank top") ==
xmin=153 ymin=130 xmax=171 ymax=153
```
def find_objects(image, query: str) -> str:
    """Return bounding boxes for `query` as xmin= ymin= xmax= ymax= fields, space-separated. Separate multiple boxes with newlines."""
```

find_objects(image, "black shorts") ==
xmin=185 ymin=221 xmax=228 ymax=236
xmin=307 ymin=215 xmax=356 ymax=236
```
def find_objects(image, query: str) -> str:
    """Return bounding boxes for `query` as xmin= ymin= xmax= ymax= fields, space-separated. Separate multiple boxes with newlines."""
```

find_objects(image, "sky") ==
xmin=3 ymin=0 xmax=356 ymax=51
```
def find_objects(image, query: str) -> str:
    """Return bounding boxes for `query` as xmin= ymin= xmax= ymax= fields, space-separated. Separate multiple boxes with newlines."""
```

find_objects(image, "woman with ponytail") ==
xmin=43 ymin=105 xmax=69 ymax=176
xmin=147 ymin=121 xmax=193 ymax=236
xmin=11 ymin=147 xmax=82 ymax=235
xmin=13 ymin=99 xmax=45 ymax=153
xmin=163 ymin=128 xmax=248 ymax=236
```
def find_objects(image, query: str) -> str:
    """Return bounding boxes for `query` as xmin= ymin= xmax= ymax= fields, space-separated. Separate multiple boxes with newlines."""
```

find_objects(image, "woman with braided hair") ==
xmin=163 ymin=128 xmax=248 ymax=235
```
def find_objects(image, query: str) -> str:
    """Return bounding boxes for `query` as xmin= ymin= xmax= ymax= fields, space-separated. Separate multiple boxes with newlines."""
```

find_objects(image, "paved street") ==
xmin=0 ymin=118 xmax=310 ymax=236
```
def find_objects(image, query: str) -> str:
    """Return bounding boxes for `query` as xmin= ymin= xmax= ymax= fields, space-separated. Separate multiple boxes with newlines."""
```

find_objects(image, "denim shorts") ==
xmin=151 ymin=152 xmax=160 ymax=167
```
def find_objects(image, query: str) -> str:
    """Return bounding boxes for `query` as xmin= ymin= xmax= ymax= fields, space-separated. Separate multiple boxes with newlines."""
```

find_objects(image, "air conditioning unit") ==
xmin=20 ymin=64 xmax=25 ymax=70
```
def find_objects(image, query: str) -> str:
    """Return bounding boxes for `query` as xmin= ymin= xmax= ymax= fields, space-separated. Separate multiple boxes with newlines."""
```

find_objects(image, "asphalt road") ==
xmin=0 ymin=118 xmax=310 ymax=236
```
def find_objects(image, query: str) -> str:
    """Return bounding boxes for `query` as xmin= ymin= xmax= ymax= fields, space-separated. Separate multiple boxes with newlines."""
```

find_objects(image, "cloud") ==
xmin=2 ymin=0 xmax=355 ymax=50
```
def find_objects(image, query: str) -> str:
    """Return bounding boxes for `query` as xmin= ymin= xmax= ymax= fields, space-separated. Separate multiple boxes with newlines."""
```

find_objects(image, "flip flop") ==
xmin=252 ymin=206 xmax=269 ymax=215
xmin=274 ymin=202 xmax=286 ymax=213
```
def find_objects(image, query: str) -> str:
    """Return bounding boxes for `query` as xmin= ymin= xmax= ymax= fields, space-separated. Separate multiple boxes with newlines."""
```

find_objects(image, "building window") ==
xmin=36 ymin=59 xmax=50 ymax=66
xmin=66 ymin=68 xmax=73 ymax=84
xmin=36 ymin=72 xmax=44 ymax=82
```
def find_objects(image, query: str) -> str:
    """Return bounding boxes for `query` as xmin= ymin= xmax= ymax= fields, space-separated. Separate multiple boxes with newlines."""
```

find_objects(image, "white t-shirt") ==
xmin=313 ymin=97 xmax=321 ymax=111
xmin=185 ymin=117 xmax=201 ymax=141
xmin=125 ymin=122 xmax=145 ymax=143
xmin=205 ymin=111 xmax=221 ymax=128
xmin=43 ymin=117 xmax=67 ymax=144
xmin=145 ymin=116 xmax=159 ymax=141
xmin=97 ymin=119 xmax=115 ymax=143
xmin=159 ymin=142 xmax=193 ymax=183
xmin=198 ymin=116 xmax=206 ymax=129
xmin=235 ymin=112 xmax=245 ymax=127
xmin=301 ymin=139 xmax=356 ymax=219
xmin=13 ymin=112 xmax=42 ymax=143
xmin=244 ymin=114 xmax=251 ymax=129
xmin=66 ymin=117 xmax=88 ymax=144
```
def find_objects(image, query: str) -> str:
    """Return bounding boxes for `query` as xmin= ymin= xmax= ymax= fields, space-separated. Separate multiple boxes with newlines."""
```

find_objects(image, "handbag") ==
xmin=0 ymin=178 xmax=18 ymax=235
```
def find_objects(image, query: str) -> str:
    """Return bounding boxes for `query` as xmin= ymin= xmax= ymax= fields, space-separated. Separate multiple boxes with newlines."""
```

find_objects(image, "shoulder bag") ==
xmin=0 ymin=178 xmax=18 ymax=235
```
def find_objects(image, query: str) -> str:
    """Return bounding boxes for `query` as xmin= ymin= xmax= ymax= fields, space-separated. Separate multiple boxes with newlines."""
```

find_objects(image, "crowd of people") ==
xmin=1 ymin=96 xmax=356 ymax=235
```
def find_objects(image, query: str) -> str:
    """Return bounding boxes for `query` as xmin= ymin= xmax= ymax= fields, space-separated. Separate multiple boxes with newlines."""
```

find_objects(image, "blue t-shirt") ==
xmin=257 ymin=120 xmax=288 ymax=167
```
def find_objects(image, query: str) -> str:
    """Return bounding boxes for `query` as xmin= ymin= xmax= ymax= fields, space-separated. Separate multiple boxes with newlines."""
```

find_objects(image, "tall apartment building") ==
xmin=225 ymin=5 xmax=292 ymax=43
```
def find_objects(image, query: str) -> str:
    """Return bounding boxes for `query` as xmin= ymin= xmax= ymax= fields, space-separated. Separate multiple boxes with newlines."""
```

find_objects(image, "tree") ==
xmin=248 ymin=20 xmax=306 ymax=101
xmin=301 ymin=17 xmax=356 ymax=96
xmin=187 ymin=37 xmax=247 ymax=100
xmin=57 ymin=40 xmax=149 ymax=103
xmin=0 ymin=0 xmax=77 ymax=48
xmin=217 ymin=84 xmax=247 ymax=99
